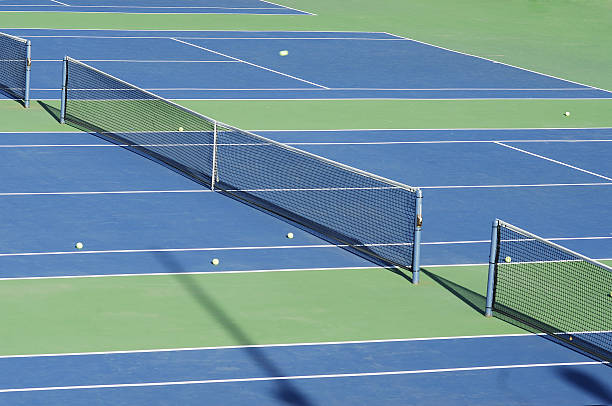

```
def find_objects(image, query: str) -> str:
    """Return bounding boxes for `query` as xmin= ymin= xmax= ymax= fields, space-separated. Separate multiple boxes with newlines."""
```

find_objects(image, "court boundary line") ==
xmin=0 ymin=236 xmax=608 ymax=258
xmin=20 ymin=97 xmax=612 ymax=100
xmin=0 ymin=333 xmax=546 ymax=359
xmin=23 ymin=36 xmax=394 ymax=40
xmin=0 ymin=11 xmax=311 ymax=15
xmin=495 ymin=141 xmax=612 ymax=181
xmin=27 ymin=85 xmax=598 ymax=91
xmin=0 ymin=361 xmax=605 ymax=393
xmin=249 ymin=127 xmax=612 ymax=131
xmin=1 ymin=183 xmax=611 ymax=197
xmin=2 ymin=127 xmax=611 ymax=133
xmin=3 ymin=139 xmax=612 ymax=147
xmin=258 ymin=0 xmax=315 ymax=15
xmin=170 ymin=38 xmax=330 ymax=89
xmin=34 ymin=59 xmax=238 ymax=63
xmin=0 ymin=5 xmax=287 ymax=10
xmin=2 ymin=259 xmax=610 ymax=281
xmin=3 ymin=28 xmax=386 ymax=34
xmin=383 ymin=32 xmax=612 ymax=96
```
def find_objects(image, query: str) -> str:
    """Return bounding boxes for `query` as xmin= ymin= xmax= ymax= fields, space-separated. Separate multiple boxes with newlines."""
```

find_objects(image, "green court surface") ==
xmin=3 ymin=0 xmax=612 ymax=90
xmin=3 ymin=99 xmax=612 ymax=132
xmin=0 ymin=266 xmax=521 ymax=356
xmin=1 ymin=0 xmax=610 ymax=363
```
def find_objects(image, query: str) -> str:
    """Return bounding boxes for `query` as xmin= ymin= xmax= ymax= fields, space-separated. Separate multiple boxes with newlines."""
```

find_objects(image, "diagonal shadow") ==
xmin=37 ymin=100 xmax=416 ymax=283
xmin=153 ymin=251 xmax=314 ymax=406
xmin=422 ymin=269 xmax=612 ymax=367
xmin=421 ymin=268 xmax=487 ymax=315
xmin=0 ymin=85 xmax=26 ymax=107
xmin=557 ymin=368 xmax=612 ymax=404
xmin=38 ymin=100 xmax=61 ymax=122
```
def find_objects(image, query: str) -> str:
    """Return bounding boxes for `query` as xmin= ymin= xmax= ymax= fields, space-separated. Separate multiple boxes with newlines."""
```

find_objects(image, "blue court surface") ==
xmin=0 ymin=0 xmax=312 ymax=15
xmin=1 ymin=126 xmax=612 ymax=403
xmin=0 ymin=335 xmax=611 ymax=405
xmin=2 ymin=21 xmax=612 ymax=404
xmin=1 ymin=128 xmax=610 ymax=278
xmin=3 ymin=29 xmax=611 ymax=100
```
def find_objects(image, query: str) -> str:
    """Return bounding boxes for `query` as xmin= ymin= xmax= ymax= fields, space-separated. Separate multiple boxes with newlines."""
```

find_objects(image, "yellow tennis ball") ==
xmin=75 ymin=242 xmax=84 ymax=250
xmin=563 ymin=112 xmax=570 ymax=117
xmin=504 ymin=256 xmax=512 ymax=263
xmin=279 ymin=50 xmax=289 ymax=56
xmin=287 ymin=232 xmax=294 ymax=239
xmin=179 ymin=127 xmax=184 ymax=131
xmin=211 ymin=258 xmax=220 ymax=266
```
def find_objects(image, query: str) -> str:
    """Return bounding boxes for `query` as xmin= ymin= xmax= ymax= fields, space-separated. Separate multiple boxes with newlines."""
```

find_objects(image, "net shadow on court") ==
xmin=37 ymin=96 xmax=417 ymax=283
xmin=421 ymin=268 xmax=487 ymax=316
xmin=153 ymin=251 xmax=314 ymax=406
xmin=423 ymin=267 xmax=612 ymax=367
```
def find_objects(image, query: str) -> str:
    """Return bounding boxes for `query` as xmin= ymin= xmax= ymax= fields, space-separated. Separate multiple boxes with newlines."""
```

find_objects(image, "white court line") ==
xmin=258 ymin=0 xmax=315 ymax=15
xmin=495 ymin=142 xmax=612 ymax=181
xmin=0 ymin=361 xmax=604 ymax=393
xmin=1 ymin=183 xmax=611 ymax=197
xmin=3 ymin=139 xmax=612 ymax=147
xmin=49 ymin=0 xmax=70 ymax=6
xmin=1 ymin=127 xmax=611 ymax=133
xmin=0 ymin=333 xmax=542 ymax=359
xmin=33 ymin=59 xmax=238 ymax=63
xmin=29 ymin=87 xmax=605 ymax=91
xmin=419 ymin=182 xmax=612 ymax=189
xmin=0 ymin=11 xmax=309 ymax=15
xmin=2 ymin=258 xmax=610 ymax=281
xmin=9 ymin=28 xmax=384 ymax=33
xmin=170 ymin=38 xmax=330 ymax=89
xmin=22 ymin=36 xmax=392 ymax=40
xmin=383 ymin=32 xmax=612 ymax=96
xmin=251 ymin=127 xmax=612 ymax=131
xmin=0 ymin=5 xmax=286 ymax=9
xmin=0 ymin=236 xmax=609 ymax=258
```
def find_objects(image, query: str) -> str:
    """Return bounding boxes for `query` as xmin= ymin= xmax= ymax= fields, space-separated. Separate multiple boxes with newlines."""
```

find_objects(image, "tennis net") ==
xmin=0 ymin=32 xmax=31 ymax=107
xmin=59 ymin=57 xmax=423 ymax=280
xmin=485 ymin=219 xmax=612 ymax=362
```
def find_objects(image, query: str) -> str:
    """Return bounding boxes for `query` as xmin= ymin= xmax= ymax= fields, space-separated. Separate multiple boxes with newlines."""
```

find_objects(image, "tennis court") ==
xmin=0 ymin=0 xmax=312 ymax=15
xmin=1 ymin=1 xmax=612 ymax=404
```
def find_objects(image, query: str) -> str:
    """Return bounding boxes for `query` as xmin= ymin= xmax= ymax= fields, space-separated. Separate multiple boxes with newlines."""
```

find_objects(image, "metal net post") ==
xmin=211 ymin=120 xmax=218 ymax=191
xmin=60 ymin=57 xmax=67 ymax=124
xmin=24 ymin=40 xmax=31 ymax=108
xmin=411 ymin=189 xmax=423 ymax=284
xmin=485 ymin=219 xmax=500 ymax=317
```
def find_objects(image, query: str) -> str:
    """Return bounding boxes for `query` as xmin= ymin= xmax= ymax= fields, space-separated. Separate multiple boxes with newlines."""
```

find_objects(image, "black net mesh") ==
xmin=63 ymin=58 xmax=420 ymax=269
xmin=0 ymin=32 xmax=29 ymax=103
xmin=493 ymin=223 xmax=612 ymax=362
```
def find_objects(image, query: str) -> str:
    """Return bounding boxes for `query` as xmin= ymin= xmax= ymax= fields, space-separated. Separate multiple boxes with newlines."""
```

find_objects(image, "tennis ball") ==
xmin=287 ymin=232 xmax=294 ymax=239
xmin=279 ymin=50 xmax=289 ymax=56
xmin=179 ymin=127 xmax=184 ymax=131
xmin=504 ymin=256 xmax=512 ymax=263
xmin=211 ymin=258 xmax=220 ymax=266
xmin=564 ymin=112 xmax=570 ymax=117
xmin=75 ymin=242 xmax=84 ymax=250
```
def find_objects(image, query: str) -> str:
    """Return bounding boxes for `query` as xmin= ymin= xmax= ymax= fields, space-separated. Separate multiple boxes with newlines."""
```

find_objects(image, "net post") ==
xmin=411 ymin=189 xmax=423 ymax=285
xmin=485 ymin=219 xmax=500 ymax=317
xmin=24 ymin=40 xmax=31 ymax=108
xmin=211 ymin=120 xmax=218 ymax=191
xmin=60 ymin=57 xmax=68 ymax=124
